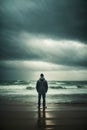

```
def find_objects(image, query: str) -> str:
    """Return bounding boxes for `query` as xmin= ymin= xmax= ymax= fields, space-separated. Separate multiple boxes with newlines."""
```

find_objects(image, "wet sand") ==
xmin=0 ymin=99 xmax=87 ymax=130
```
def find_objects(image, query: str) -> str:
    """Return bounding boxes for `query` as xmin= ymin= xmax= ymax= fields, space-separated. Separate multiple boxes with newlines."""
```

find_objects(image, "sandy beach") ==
xmin=0 ymin=98 xmax=87 ymax=130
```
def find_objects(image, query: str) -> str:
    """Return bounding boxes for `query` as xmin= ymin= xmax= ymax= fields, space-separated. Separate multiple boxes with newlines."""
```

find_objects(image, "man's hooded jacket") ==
xmin=36 ymin=77 xmax=48 ymax=94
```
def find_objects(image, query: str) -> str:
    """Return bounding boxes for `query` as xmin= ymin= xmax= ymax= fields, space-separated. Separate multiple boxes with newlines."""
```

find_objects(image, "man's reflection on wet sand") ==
xmin=37 ymin=108 xmax=46 ymax=129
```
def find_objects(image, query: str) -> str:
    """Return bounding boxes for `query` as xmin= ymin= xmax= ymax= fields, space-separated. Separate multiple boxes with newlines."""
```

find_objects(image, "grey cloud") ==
xmin=0 ymin=0 xmax=87 ymax=74
xmin=0 ymin=0 xmax=87 ymax=42
xmin=0 ymin=0 xmax=87 ymax=80
xmin=0 ymin=32 xmax=87 ymax=68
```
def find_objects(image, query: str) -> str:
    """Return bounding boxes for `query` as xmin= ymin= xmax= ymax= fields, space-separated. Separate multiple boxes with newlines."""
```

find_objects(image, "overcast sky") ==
xmin=0 ymin=0 xmax=87 ymax=80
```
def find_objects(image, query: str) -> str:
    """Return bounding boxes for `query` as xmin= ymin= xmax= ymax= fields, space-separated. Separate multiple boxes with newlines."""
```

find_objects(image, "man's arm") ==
xmin=36 ymin=81 xmax=38 ymax=92
xmin=45 ymin=80 xmax=48 ymax=92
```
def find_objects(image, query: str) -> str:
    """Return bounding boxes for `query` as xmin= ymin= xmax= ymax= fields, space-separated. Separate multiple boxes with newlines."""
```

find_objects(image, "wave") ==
xmin=50 ymin=86 xmax=66 ymax=89
xmin=0 ymin=80 xmax=87 ymax=90
xmin=50 ymin=85 xmax=86 ymax=89
xmin=0 ymin=80 xmax=30 ymax=85
xmin=77 ymin=85 xmax=86 ymax=88
xmin=26 ymin=86 xmax=34 ymax=90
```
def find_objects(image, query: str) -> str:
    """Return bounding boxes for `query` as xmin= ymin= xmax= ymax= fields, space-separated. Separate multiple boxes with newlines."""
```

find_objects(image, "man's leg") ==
xmin=42 ymin=93 xmax=46 ymax=107
xmin=38 ymin=93 xmax=41 ymax=107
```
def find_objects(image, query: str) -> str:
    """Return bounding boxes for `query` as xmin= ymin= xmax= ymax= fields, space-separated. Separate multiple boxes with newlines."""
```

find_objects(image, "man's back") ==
xmin=36 ymin=78 xmax=48 ymax=94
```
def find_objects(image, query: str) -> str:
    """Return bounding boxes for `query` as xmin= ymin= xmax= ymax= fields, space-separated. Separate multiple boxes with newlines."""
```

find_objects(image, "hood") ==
xmin=39 ymin=77 xmax=45 ymax=81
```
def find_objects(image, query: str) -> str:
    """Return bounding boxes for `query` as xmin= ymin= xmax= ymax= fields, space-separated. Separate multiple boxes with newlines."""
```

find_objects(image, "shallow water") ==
xmin=0 ymin=80 xmax=87 ymax=104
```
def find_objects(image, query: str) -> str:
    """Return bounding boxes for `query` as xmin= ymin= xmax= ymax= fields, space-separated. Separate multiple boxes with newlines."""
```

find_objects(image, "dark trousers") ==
xmin=38 ymin=93 xmax=46 ymax=107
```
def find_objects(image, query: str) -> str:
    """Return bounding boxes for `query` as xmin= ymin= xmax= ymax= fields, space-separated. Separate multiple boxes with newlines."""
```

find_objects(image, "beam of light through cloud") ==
xmin=0 ymin=60 xmax=87 ymax=80
xmin=0 ymin=60 xmax=83 ymax=71
xmin=19 ymin=32 xmax=87 ymax=67
xmin=0 ymin=31 xmax=87 ymax=68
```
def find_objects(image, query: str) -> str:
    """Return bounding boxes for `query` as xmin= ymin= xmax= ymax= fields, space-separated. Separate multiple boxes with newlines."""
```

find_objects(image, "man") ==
xmin=36 ymin=73 xmax=48 ymax=108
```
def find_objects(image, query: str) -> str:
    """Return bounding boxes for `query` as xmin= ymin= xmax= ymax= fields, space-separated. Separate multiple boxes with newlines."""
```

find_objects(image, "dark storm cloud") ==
xmin=0 ymin=31 xmax=41 ymax=60
xmin=0 ymin=0 xmax=87 ymax=70
xmin=0 ymin=0 xmax=87 ymax=42
xmin=0 ymin=33 xmax=87 ymax=68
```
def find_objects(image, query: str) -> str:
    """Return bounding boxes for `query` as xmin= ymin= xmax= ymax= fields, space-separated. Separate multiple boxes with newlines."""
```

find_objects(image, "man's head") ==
xmin=40 ymin=73 xmax=44 ymax=78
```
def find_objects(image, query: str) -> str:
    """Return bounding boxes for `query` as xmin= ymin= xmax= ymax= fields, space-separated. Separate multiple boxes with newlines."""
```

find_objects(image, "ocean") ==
xmin=0 ymin=80 xmax=87 ymax=104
